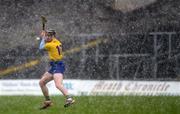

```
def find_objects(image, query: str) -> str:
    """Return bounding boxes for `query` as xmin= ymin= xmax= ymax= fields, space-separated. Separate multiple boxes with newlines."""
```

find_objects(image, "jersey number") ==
xmin=56 ymin=45 xmax=61 ymax=55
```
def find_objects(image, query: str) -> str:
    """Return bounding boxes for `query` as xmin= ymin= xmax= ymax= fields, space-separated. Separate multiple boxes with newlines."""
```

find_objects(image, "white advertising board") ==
xmin=0 ymin=80 xmax=81 ymax=96
xmin=0 ymin=80 xmax=180 ymax=96
xmin=87 ymin=81 xmax=180 ymax=96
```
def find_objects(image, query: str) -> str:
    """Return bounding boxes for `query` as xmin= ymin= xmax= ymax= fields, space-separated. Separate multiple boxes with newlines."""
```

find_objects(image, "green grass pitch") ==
xmin=0 ymin=96 xmax=179 ymax=114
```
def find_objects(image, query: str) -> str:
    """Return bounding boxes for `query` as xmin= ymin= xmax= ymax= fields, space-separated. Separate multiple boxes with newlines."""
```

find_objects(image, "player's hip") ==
xmin=48 ymin=61 xmax=65 ymax=74
xmin=49 ymin=54 xmax=63 ymax=61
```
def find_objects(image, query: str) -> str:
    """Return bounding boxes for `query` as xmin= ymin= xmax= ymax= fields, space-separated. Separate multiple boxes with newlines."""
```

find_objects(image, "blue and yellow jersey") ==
xmin=39 ymin=38 xmax=63 ymax=61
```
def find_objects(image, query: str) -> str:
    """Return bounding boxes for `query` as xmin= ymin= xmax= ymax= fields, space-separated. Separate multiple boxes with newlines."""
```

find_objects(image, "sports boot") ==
xmin=64 ymin=97 xmax=75 ymax=108
xmin=40 ymin=100 xmax=53 ymax=110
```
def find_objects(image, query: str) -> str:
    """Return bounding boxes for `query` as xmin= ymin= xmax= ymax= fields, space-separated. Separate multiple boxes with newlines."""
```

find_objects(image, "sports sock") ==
xmin=66 ymin=95 xmax=72 ymax=99
xmin=45 ymin=96 xmax=50 ymax=101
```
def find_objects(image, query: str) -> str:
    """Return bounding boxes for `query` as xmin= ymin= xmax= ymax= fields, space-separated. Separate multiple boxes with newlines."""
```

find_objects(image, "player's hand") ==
xmin=40 ymin=30 xmax=46 ymax=38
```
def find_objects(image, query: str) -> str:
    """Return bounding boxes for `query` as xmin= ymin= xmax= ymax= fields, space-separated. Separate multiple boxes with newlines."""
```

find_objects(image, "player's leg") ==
xmin=39 ymin=72 xmax=53 ymax=109
xmin=53 ymin=73 xmax=75 ymax=107
xmin=53 ymin=73 xmax=68 ymax=96
xmin=39 ymin=72 xmax=53 ymax=100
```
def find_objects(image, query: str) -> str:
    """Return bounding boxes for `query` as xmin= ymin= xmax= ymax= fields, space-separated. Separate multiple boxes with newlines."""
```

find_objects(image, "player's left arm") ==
xmin=58 ymin=42 xmax=63 ymax=53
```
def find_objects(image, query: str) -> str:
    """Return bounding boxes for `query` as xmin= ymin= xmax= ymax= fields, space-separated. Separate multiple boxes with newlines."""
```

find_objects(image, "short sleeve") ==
xmin=44 ymin=43 xmax=51 ymax=51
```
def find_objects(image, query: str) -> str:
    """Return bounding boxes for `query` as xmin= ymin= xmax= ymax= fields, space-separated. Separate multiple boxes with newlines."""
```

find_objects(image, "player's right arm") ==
xmin=39 ymin=39 xmax=45 ymax=49
xmin=39 ymin=31 xmax=46 ymax=50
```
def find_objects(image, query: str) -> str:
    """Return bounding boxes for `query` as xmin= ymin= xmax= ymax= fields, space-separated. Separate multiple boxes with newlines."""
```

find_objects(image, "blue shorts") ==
xmin=48 ymin=61 xmax=65 ymax=74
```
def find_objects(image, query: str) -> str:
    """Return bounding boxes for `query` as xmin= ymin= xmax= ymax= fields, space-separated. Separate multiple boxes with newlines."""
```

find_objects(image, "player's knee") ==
xmin=39 ymin=80 xmax=45 ymax=86
xmin=55 ymin=84 xmax=63 ymax=90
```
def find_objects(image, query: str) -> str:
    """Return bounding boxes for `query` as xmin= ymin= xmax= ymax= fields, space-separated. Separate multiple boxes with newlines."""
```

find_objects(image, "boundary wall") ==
xmin=0 ymin=80 xmax=179 ymax=96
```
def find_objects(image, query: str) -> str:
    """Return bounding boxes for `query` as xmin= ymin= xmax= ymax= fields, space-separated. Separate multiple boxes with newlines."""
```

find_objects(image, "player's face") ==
xmin=45 ymin=33 xmax=53 ymax=42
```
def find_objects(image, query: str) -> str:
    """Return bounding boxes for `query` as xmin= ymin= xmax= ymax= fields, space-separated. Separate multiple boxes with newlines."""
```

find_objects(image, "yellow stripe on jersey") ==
xmin=44 ymin=38 xmax=63 ymax=61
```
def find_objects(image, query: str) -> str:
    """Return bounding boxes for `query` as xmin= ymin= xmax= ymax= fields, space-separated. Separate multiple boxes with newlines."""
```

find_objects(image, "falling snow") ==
xmin=0 ymin=0 xmax=179 ymax=80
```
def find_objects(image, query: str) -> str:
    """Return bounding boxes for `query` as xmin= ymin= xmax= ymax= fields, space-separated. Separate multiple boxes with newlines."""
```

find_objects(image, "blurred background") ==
xmin=0 ymin=0 xmax=180 ymax=80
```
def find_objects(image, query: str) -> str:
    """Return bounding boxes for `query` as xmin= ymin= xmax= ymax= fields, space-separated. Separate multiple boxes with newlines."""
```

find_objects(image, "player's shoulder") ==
xmin=52 ymin=38 xmax=59 ymax=42
xmin=53 ymin=38 xmax=62 ymax=44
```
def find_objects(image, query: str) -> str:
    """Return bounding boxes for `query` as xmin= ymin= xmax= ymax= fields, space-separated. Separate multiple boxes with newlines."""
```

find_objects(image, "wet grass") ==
xmin=0 ymin=96 xmax=179 ymax=114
